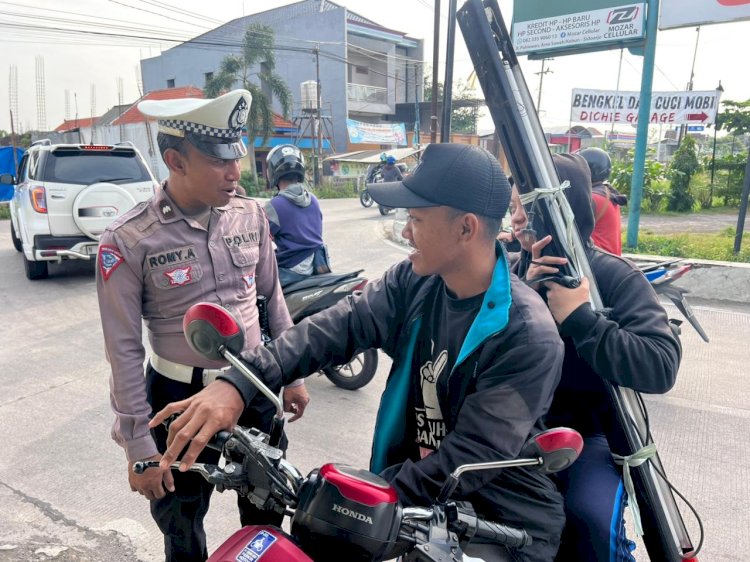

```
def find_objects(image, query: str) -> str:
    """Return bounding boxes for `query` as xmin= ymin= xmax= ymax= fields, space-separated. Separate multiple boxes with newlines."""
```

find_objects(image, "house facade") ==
xmin=139 ymin=0 xmax=423 ymax=154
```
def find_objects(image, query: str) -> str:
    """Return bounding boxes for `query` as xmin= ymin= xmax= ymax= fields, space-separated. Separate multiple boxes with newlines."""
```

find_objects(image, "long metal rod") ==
xmin=457 ymin=2 xmax=695 ymax=560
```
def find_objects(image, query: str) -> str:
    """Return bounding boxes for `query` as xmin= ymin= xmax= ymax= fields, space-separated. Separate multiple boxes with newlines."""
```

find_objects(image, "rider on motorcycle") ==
xmin=381 ymin=155 xmax=403 ymax=182
xmin=577 ymin=147 xmax=628 ymax=256
xmin=264 ymin=144 xmax=331 ymax=287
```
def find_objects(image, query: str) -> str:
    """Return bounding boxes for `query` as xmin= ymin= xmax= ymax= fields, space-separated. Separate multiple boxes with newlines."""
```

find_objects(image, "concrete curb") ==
xmin=388 ymin=210 xmax=750 ymax=305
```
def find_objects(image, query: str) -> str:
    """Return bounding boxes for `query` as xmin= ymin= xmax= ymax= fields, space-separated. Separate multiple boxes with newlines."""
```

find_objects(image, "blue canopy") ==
xmin=0 ymin=147 xmax=24 ymax=201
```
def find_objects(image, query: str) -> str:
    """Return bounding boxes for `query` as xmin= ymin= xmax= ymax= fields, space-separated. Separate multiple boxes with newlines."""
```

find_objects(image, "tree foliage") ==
xmin=422 ymin=72 xmax=483 ymax=134
xmin=667 ymin=135 xmax=700 ymax=212
xmin=610 ymin=149 xmax=667 ymax=212
xmin=205 ymin=23 xmax=292 ymax=179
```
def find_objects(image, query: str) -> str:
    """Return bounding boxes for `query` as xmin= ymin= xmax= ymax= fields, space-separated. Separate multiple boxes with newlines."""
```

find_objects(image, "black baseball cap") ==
xmin=368 ymin=143 xmax=511 ymax=219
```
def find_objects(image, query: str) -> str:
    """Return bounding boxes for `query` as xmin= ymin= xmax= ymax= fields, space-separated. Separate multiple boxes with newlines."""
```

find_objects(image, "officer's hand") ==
xmin=283 ymin=382 xmax=310 ymax=422
xmin=544 ymin=277 xmax=591 ymax=324
xmin=526 ymin=235 xmax=568 ymax=289
xmin=128 ymin=454 xmax=174 ymax=501
xmin=149 ymin=381 xmax=244 ymax=472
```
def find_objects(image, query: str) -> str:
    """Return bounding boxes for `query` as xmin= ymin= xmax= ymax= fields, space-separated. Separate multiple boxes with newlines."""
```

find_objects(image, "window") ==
xmin=44 ymin=151 xmax=151 ymax=185
xmin=166 ymin=79 xmax=175 ymax=88
xmin=204 ymin=72 xmax=214 ymax=85
xmin=355 ymin=66 xmax=369 ymax=75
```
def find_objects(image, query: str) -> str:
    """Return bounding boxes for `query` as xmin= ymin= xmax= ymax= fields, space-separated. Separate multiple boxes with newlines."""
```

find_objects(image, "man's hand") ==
xmin=149 ymin=380 xmax=244 ymax=472
xmin=283 ymin=382 xmax=310 ymax=422
xmin=128 ymin=453 xmax=174 ymax=500
xmin=545 ymin=277 xmax=591 ymax=324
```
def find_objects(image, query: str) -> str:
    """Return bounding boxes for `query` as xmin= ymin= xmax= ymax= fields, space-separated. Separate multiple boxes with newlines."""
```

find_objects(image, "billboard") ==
xmin=512 ymin=1 xmax=646 ymax=56
xmin=660 ymin=0 xmax=750 ymax=30
xmin=346 ymin=119 xmax=407 ymax=145
xmin=571 ymin=88 xmax=722 ymax=125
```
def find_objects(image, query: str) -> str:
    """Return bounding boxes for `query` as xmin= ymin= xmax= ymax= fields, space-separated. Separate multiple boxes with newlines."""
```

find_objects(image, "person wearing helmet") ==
xmin=264 ymin=144 xmax=330 ymax=286
xmin=577 ymin=147 xmax=628 ymax=255
xmin=381 ymin=154 xmax=403 ymax=183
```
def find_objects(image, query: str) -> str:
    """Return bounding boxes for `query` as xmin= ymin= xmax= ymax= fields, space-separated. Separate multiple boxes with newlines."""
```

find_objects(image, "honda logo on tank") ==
xmin=660 ymin=0 xmax=750 ymax=29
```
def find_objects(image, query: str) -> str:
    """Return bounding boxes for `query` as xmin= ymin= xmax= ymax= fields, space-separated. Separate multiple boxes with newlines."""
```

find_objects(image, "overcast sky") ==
xmin=1 ymin=0 xmax=749 ymax=136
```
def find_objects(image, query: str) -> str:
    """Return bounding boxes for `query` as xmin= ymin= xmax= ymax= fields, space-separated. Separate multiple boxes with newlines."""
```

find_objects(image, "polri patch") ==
xmin=164 ymin=266 xmax=193 ymax=286
xmin=224 ymin=231 xmax=259 ymax=248
xmin=235 ymin=529 xmax=276 ymax=561
xmin=98 ymin=245 xmax=124 ymax=281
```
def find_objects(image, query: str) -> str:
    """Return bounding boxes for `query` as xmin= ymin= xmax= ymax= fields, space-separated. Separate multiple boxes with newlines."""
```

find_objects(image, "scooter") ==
xmin=638 ymin=259 xmax=709 ymax=342
xmin=276 ymin=270 xmax=379 ymax=390
xmin=135 ymin=302 xmax=584 ymax=562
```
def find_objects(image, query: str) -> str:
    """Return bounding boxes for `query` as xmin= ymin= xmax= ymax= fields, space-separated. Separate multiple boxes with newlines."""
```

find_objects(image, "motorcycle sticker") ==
xmin=236 ymin=530 xmax=277 ymax=561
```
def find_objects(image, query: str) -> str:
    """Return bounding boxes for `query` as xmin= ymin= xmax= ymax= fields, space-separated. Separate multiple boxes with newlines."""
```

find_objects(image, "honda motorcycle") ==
xmin=134 ymin=302 xmax=584 ymax=562
xmin=276 ymin=270 xmax=379 ymax=390
xmin=638 ymin=259 xmax=709 ymax=342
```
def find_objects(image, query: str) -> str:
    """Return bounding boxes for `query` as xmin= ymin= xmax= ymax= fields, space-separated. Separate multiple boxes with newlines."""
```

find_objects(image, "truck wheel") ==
xmin=24 ymin=255 xmax=48 ymax=280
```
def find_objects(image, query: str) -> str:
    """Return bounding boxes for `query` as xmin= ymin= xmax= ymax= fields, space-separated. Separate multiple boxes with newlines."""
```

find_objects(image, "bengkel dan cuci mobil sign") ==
xmin=570 ymin=88 xmax=722 ymax=125
xmin=659 ymin=0 xmax=750 ymax=30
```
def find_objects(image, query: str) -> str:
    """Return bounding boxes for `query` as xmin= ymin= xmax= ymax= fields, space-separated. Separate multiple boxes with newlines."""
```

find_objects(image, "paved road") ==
xmin=0 ymin=199 xmax=748 ymax=561
xmin=631 ymin=209 xmax=748 ymax=234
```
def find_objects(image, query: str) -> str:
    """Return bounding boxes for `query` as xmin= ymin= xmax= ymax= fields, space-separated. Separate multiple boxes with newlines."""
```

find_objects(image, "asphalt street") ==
xmin=0 ymin=198 xmax=748 ymax=561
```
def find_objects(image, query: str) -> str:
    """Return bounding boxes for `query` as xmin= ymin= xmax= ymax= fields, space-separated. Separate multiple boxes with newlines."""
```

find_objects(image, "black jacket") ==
xmin=224 ymin=246 xmax=566 ymax=561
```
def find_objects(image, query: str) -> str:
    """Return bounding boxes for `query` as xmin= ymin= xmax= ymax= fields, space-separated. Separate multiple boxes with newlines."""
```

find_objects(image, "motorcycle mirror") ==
xmin=519 ymin=427 xmax=583 ymax=474
xmin=183 ymin=302 xmax=245 ymax=361
xmin=436 ymin=427 xmax=583 ymax=503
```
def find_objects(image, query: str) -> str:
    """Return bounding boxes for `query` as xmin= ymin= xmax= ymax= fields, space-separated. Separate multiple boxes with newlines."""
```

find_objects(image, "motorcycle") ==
xmin=135 ymin=301 xmax=584 ymax=562
xmin=638 ymin=259 xmax=709 ymax=342
xmin=273 ymin=270 xmax=379 ymax=390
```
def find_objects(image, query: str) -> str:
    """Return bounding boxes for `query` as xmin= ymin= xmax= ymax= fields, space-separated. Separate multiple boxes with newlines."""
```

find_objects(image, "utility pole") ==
xmin=677 ymin=26 xmax=701 ymax=146
xmin=611 ymin=49 xmax=624 ymax=140
xmin=440 ymin=0 xmax=457 ymax=143
xmin=315 ymin=43 xmax=322 ymax=188
xmin=430 ymin=0 xmax=441 ymax=143
xmin=710 ymin=81 xmax=724 ymax=189
xmin=534 ymin=58 xmax=553 ymax=113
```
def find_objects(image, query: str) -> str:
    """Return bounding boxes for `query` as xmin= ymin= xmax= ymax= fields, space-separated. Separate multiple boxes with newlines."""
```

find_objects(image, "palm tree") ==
xmin=205 ymin=23 xmax=292 ymax=181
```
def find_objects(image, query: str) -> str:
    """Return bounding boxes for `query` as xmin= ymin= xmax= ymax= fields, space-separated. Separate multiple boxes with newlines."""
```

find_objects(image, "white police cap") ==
xmin=139 ymin=89 xmax=252 ymax=160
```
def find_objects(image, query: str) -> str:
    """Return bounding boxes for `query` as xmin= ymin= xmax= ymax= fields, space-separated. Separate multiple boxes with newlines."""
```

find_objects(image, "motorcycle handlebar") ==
xmin=473 ymin=518 xmax=532 ymax=549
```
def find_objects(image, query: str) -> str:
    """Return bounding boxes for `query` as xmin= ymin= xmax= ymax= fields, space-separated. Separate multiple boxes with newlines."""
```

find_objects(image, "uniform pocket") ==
xmin=228 ymin=245 xmax=259 ymax=268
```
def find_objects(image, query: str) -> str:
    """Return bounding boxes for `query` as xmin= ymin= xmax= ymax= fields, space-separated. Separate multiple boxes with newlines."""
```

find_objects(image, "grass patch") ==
xmin=626 ymin=228 xmax=750 ymax=262
xmin=0 ymin=204 xmax=10 ymax=220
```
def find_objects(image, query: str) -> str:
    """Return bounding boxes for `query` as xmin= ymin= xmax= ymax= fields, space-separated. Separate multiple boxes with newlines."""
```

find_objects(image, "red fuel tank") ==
xmin=208 ymin=525 xmax=312 ymax=562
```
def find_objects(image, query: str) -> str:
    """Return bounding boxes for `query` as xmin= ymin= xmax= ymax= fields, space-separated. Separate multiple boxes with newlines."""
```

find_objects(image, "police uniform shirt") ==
xmin=96 ymin=185 xmax=292 ymax=462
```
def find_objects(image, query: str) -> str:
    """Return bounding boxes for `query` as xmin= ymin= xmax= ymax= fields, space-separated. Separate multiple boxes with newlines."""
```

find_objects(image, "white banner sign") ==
xmin=660 ymin=0 xmax=750 ymax=30
xmin=570 ymin=88 xmax=721 ymax=125
xmin=512 ymin=4 xmax=645 ymax=54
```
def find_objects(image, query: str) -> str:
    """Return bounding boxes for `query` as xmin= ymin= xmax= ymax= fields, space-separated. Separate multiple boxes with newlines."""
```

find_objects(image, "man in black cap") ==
xmin=152 ymin=143 xmax=567 ymax=561
xmin=97 ymin=89 xmax=309 ymax=561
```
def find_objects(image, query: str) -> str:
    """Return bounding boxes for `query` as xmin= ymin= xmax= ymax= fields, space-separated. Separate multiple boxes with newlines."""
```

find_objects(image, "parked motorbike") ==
xmin=135 ymin=301 xmax=584 ymax=562
xmin=638 ymin=259 xmax=709 ymax=342
xmin=276 ymin=270 xmax=379 ymax=390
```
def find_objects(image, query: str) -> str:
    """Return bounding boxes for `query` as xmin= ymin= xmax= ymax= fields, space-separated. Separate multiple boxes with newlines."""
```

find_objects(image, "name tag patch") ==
xmin=224 ymin=231 xmax=259 ymax=248
xmin=147 ymin=245 xmax=197 ymax=269
xmin=98 ymin=244 xmax=124 ymax=281
xmin=236 ymin=530 xmax=276 ymax=561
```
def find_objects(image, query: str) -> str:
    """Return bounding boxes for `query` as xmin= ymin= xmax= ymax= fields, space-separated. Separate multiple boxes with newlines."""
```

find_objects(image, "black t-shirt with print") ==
xmin=413 ymin=285 xmax=484 ymax=458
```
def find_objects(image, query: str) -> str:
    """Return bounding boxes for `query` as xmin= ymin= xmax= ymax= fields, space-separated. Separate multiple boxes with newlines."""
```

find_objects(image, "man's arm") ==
xmin=152 ymin=260 xmax=415 ymax=469
xmin=96 ymin=230 xmax=174 ymax=498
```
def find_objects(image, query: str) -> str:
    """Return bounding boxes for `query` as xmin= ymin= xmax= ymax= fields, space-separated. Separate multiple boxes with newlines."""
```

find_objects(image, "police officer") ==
xmin=96 ymin=89 xmax=309 ymax=562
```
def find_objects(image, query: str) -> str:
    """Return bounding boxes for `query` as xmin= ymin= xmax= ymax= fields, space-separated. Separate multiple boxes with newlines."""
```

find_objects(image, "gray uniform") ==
xmin=96 ymin=185 xmax=292 ymax=462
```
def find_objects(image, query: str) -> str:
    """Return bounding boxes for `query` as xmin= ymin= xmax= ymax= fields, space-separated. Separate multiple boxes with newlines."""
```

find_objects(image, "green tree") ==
xmin=422 ymin=73 xmax=483 ymax=134
xmin=610 ymin=149 xmax=667 ymax=212
xmin=716 ymin=99 xmax=750 ymax=206
xmin=205 ymin=23 xmax=292 ymax=181
xmin=667 ymin=135 xmax=700 ymax=212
